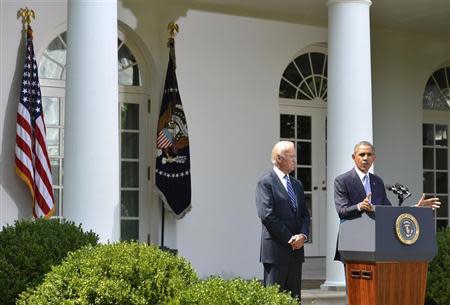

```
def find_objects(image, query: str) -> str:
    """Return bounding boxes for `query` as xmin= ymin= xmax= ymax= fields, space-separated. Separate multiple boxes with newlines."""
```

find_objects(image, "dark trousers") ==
xmin=263 ymin=262 xmax=302 ymax=302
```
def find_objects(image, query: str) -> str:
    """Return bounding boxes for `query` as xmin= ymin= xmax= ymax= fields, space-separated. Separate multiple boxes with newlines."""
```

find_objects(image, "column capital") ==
xmin=327 ymin=0 xmax=372 ymax=7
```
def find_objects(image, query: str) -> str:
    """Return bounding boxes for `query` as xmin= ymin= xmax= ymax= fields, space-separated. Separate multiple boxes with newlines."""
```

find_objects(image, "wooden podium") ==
xmin=338 ymin=206 xmax=437 ymax=305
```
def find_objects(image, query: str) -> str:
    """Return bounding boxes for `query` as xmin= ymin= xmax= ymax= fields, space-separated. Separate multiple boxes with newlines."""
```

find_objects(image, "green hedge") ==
xmin=426 ymin=227 xmax=450 ymax=305
xmin=0 ymin=218 xmax=98 ymax=305
xmin=17 ymin=242 xmax=198 ymax=305
xmin=168 ymin=277 xmax=299 ymax=305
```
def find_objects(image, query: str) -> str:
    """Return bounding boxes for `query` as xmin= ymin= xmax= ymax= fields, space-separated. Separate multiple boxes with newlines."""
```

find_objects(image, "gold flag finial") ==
xmin=168 ymin=22 xmax=179 ymax=38
xmin=18 ymin=7 xmax=36 ymax=28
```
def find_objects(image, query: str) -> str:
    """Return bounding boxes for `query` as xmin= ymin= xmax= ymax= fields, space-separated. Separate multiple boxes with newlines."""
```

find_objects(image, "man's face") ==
xmin=278 ymin=146 xmax=297 ymax=174
xmin=352 ymin=145 xmax=375 ymax=174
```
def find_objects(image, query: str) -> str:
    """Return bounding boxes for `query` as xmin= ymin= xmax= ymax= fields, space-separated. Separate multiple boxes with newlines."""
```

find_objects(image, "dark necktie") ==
xmin=285 ymin=175 xmax=298 ymax=212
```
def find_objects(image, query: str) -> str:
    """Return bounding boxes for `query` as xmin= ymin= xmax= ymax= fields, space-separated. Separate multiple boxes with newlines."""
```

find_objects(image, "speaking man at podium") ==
xmin=334 ymin=141 xmax=440 ymax=261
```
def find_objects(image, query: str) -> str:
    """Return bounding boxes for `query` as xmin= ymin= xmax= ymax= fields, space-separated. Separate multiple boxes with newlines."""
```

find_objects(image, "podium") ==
xmin=338 ymin=206 xmax=437 ymax=305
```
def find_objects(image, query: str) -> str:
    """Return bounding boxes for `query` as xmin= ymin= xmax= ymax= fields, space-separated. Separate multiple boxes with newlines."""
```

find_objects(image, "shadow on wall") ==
xmin=1 ymin=28 xmax=33 ymax=223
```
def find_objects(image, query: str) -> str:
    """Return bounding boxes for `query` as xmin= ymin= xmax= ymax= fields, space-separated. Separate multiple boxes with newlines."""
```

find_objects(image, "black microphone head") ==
xmin=385 ymin=184 xmax=395 ymax=191
xmin=394 ymin=183 xmax=408 ymax=191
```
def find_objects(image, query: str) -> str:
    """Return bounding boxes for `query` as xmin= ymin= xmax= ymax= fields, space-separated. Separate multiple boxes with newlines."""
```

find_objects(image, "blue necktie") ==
xmin=285 ymin=175 xmax=298 ymax=212
xmin=363 ymin=174 xmax=371 ymax=196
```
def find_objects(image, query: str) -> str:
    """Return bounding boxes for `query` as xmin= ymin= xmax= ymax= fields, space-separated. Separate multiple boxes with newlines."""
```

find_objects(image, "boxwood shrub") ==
xmin=0 ymin=218 xmax=98 ymax=305
xmin=17 ymin=242 xmax=198 ymax=305
xmin=426 ymin=227 xmax=450 ymax=305
xmin=168 ymin=277 xmax=299 ymax=305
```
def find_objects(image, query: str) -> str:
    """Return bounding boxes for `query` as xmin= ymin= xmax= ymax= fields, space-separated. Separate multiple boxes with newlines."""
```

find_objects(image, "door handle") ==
xmin=313 ymin=186 xmax=318 ymax=190
xmin=322 ymin=187 xmax=326 ymax=190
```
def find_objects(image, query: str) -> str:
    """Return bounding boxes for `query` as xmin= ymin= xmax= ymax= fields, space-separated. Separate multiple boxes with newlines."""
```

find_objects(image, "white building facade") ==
xmin=1 ymin=0 xmax=449 ymax=288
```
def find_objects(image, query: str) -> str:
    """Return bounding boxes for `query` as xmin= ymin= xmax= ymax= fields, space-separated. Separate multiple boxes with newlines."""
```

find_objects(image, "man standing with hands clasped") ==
xmin=256 ymin=141 xmax=310 ymax=302
xmin=334 ymin=141 xmax=441 ymax=261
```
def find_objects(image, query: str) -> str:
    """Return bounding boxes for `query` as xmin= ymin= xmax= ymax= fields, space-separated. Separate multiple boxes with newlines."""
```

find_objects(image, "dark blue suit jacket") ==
xmin=256 ymin=169 xmax=310 ymax=264
xmin=334 ymin=168 xmax=391 ymax=260
xmin=334 ymin=168 xmax=391 ymax=220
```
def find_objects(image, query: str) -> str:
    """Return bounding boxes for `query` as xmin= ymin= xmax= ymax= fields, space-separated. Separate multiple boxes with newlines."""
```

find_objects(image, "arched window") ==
xmin=279 ymin=52 xmax=327 ymax=102
xmin=423 ymin=67 xmax=450 ymax=111
xmin=38 ymin=30 xmax=149 ymax=241
xmin=39 ymin=31 xmax=142 ymax=86
xmin=422 ymin=66 xmax=450 ymax=230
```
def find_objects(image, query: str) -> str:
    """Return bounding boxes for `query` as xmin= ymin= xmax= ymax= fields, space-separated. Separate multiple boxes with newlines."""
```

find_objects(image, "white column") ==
xmin=323 ymin=0 xmax=373 ymax=289
xmin=64 ymin=0 xmax=119 ymax=242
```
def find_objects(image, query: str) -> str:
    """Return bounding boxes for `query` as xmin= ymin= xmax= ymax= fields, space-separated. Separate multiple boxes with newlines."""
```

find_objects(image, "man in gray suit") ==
xmin=256 ymin=141 xmax=310 ymax=301
xmin=334 ymin=141 xmax=441 ymax=260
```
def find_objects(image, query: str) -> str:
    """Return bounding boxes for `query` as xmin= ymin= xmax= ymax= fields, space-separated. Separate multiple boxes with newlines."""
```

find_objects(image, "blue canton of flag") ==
xmin=155 ymin=37 xmax=191 ymax=218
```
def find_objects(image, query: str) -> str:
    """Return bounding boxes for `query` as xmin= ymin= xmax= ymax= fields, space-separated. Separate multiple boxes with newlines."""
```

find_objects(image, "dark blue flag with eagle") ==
xmin=155 ymin=37 xmax=191 ymax=218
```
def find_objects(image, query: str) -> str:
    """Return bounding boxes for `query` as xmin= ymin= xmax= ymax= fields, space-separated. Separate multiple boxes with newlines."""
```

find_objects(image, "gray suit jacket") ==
xmin=256 ymin=169 xmax=310 ymax=264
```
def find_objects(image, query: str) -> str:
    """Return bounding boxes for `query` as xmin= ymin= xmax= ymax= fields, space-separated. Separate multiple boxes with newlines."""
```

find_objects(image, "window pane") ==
xmin=121 ymin=219 xmax=139 ymax=241
xmin=46 ymin=37 xmax=67 ymax=66
xmin=121 ymin=191 xmax=139 ymax=217
xmin=53 ymin=189 xmax=60 ymax=216
xmin=297 ymin=142 xmax=311 ymax=166
xmin=42 ymin=97 xmax=60 ymax=125
xmin=279 ymin=79 xmax=297 ymax=99
xmin=423 ymin=148 xmax=434 ymax=169
xmin=280 ymin=114 xmax=295 ymax=139
xmin=423 ymin=124 xmax=434 ymax=146
xmin=51 ymin=159 xmax=59 ymax=185
xmin=118 ymin=44 xmax=137 ymax=68
xmin=434 ymin=68 xmax=447 ymax=90
xmin=436 ymin=196 xmax=448 ymax=218
xmin=46 ymin=128 xmax=59 ymax=157
xmin=297 ymin=115 xmax=311 ymax=140
xmin=121 ymin=161 xmax=139 ymax=188
xmin=282 ymin=62 xmax=301 ymax=87
xmin=436 ymin=148 xmax=447 ymax=170
xmin=297 ymin=167 xmax=311 ymax=192
xmin=39 ymin=56 xmax=63 ymax=79
xmin=435 ymin=125 xmax=448 ymax=146
xmin=310 ymin=53 xmax=325 ymax=75
xmin=306 ymin=76 xmax=317 ymax=96
xmin=119 ymin=65 xmax=140 ymax=86
xmin=423 ymin=171 xmax=434 ymax=193
xmin=294 ymin=54 xmax=312 ymax=78
xmin=436 ymin=172 xmax=448 ymax=193
xmin=60 ymin=32 xmax=67 ymax=44
xmin=118 ymin=43 xmax=141 ymax=86
xmin=121 ymin=103 xmax=139 ymax=130
xmin=423 ymin=77 xmax=449 ymax=111
xmin=121 ymin=132 xmax=139 ymax=159
xmin=299 ymin=81 xmax=314 ymax=99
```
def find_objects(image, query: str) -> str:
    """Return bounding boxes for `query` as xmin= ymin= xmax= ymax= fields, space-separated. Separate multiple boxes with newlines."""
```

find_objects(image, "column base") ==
xmin=320 ymin=280 xmax=346 ymax=291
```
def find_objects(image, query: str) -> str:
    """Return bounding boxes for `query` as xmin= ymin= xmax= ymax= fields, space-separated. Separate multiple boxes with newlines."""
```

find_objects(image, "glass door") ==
xmin=280 ymin=106 xmax=326 ymax=256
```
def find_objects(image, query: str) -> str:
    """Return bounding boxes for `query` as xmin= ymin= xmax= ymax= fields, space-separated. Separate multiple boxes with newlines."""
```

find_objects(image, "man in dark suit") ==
xmin=256 ymin=141 xmax=310 ymax=301
xmin=334 ymin=141 xmax=441 ymax=260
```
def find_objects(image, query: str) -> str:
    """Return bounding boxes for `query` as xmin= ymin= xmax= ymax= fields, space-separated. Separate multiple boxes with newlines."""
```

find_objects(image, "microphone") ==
xmin=385 ymin=183 xmax=411 ymax=206
xmin=395 ymin=183 xmax=409 ymax=193
xmin=394 ymin=183 xmax=412 ymax=200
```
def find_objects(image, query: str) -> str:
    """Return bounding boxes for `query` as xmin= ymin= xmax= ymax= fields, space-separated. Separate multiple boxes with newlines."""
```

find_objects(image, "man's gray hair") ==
xmin=271 ymin=141 xmax=294 ymax=165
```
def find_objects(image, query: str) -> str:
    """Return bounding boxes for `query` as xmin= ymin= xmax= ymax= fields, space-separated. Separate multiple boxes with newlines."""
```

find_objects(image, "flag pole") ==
xmin=160 ymin=21 xmax=180 ymax=249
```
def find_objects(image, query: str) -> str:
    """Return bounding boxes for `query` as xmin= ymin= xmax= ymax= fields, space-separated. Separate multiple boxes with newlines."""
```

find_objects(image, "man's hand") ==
xmin=416 ymin=194 xmax=441 ymax=209
xmin=357 ymin=193 xmax=374 ymax=212
xmin=288 ymin=234 xmax=306 ymax=250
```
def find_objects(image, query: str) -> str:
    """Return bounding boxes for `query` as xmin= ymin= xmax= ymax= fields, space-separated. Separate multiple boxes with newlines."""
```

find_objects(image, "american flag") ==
xmin=156 ymin=129 xmax=174 ymax=148
xmin=15 ymin=26 xmax=55 ymax=218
